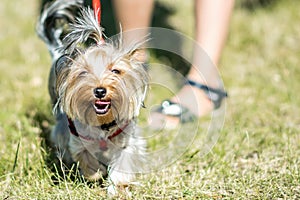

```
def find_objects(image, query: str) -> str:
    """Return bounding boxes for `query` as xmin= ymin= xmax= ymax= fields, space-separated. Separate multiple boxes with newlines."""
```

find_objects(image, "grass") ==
xmin=1 ymin=0 xmax=300 ymax=199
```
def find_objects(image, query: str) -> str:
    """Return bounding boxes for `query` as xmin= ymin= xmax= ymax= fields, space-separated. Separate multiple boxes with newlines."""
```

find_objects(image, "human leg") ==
xmin=149 ymin=0 xmax=234 ymax=129
xmin=112 ymin=0 xmax=154 ymax=45
xmin=173 ymin=0 xmax=235 ymax=117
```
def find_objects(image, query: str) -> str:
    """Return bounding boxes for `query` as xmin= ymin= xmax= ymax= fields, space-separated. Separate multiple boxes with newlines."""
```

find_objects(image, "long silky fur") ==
xmin=55 ymin=6 xmax=149 ymax=118
xmin=36 ymin=0 xmax=83 ymax=60
xmin=37 ymin=0 xmax=149 ymax=193
xmin=63 ymin=7 xmax=149 ymax=60
xmin=63 ymin=8 xmax=105 ymax=54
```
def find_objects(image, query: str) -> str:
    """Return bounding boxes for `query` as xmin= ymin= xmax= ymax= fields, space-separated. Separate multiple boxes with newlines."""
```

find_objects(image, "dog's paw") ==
xmin=107 ymin=184 xmax=132 ymax=197
xmin=107 ymin=185 xmax=117 ymax=196
xmin=72 ymin=150 xmax=107 ymax=181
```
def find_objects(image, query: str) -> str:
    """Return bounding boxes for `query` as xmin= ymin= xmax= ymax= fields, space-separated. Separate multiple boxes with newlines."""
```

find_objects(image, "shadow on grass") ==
xmin=25 ymin=101 xmax=105 ymax=187
xmin=238 ymin=0 xmax=280 ymax=10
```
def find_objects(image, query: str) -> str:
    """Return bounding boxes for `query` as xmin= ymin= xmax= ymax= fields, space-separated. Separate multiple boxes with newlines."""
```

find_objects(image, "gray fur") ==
xmin=37 ymin=0 xmax=149 ymax=194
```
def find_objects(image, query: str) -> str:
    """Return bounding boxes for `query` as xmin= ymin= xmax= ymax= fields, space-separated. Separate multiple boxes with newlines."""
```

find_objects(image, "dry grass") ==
xmin=0 ymin=0 xmax=299 ymax=199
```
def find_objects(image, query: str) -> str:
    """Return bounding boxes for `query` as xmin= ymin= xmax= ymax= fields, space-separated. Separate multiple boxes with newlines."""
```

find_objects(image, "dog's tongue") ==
xmin=95 ymin=100 xmax=110 ymax=105
xmin=94 ymin=100 xmax=111 ymax=115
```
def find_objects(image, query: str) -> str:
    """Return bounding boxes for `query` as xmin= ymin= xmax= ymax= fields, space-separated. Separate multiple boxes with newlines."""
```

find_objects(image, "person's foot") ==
xmin=170 ymin=83 xmax=214 ymax=117
xmin=148 ymin=79 xmax=227 ymax=130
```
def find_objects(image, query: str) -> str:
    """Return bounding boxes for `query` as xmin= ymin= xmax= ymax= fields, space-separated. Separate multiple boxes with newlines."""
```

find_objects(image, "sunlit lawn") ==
xmin=0 ymin=0 xmax=299 ymax=199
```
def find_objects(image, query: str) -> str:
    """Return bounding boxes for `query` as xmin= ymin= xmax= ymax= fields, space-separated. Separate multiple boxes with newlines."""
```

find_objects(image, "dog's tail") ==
xmin=36 ymin=0 xmax=83 ymax=60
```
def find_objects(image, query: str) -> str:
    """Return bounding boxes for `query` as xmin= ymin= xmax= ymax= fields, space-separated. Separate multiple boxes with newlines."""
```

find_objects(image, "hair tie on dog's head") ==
xmin=92 ymin=0 xmax=101 ymax=25
xmin=92 ymin=0 xmax=105 ymax=45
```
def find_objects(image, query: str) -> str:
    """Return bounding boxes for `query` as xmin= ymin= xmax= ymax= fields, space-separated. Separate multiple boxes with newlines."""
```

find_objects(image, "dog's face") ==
xmin=56 ymin=45 xmax=148 ymax=127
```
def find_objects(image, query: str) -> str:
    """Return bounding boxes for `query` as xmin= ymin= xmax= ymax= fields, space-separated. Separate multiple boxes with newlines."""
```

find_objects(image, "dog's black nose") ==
xmin=94 ymin=87 xmax=107 ymax=98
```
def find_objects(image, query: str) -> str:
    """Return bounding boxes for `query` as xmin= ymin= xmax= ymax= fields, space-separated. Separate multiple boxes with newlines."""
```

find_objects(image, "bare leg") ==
xmin=149 ymin=0 xmax=234 ymax=129
xmin=112 ymin=0 xmax=154 ymax=45
xmin=173 ymin=0 xmax=235 ymax=117
xmin=189 ymin=0 xmax=235 ymax=80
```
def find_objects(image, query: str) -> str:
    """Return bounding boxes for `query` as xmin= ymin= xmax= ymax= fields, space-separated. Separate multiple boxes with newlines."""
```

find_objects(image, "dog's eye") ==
xmin=111 ymin=69 xmax=121 ymax=74
xmin=79 ymin=71 xmax=88 ymax=77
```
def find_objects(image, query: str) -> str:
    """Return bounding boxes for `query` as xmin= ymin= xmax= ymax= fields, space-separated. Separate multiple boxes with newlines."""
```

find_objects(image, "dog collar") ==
xmin=67 ymin=117 xmax=129 ymax=150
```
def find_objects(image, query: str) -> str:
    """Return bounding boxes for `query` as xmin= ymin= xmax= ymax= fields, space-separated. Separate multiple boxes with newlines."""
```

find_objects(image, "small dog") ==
xmin=37 ymin=0 xmax=148 ymax=191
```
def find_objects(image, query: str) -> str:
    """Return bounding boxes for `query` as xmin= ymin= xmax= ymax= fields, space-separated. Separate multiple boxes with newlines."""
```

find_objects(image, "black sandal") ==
xmin=153 ymin=79 xmax=228 ymax=123
xmin=154 ymin=99 xmax=196 ymax=123
xmin=186 ymin=79 xmax=228 ymax=109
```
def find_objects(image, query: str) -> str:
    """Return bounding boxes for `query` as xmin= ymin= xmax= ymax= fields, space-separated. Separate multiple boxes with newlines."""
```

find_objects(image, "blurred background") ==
xmin=0 ymin=0 xmax=299 ymax=198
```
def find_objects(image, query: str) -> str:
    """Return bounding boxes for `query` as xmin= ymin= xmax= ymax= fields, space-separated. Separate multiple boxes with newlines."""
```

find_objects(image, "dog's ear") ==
xmin=55 ymin=50 xmax=81 ymax=75
xmin=55 ymin=54 xmax=70 ymax=76
xmin=129 ymin=49 xmax=148 ymax=63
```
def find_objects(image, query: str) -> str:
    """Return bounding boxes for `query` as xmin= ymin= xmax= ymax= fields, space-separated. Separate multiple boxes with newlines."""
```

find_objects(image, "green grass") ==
xmin=1 ymin=0 xmax=300 ymax=199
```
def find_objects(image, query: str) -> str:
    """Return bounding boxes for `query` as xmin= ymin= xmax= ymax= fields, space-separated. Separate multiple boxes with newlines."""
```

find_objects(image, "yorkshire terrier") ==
xmin=37 ymin=0 xmax=148 ymax=192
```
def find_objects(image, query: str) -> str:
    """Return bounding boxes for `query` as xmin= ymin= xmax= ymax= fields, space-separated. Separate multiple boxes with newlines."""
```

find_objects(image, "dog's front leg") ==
xmin=107 ymin=142 xmax=146 ymax=195
xmin=107 ymin=151 xmax=136 ymax=196
xmin=69 ymin=137 xmax=107 ymax=181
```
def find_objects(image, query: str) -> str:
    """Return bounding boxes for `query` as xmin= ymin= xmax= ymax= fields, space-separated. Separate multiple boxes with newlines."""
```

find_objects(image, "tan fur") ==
xmin=56 ymin=47 xmax=148 ymax=126
xmin=37 ymin=1 xmax=149 ymax=194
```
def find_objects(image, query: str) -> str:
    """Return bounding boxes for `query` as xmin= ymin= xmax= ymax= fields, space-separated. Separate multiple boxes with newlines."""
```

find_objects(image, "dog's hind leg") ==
xmin=50 ymin=113 xmax=73 ymax=166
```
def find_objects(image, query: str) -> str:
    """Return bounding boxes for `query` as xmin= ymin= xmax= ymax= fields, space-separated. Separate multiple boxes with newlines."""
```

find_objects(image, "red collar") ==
xmin=67 ymin=117 xmax=128 ymax=141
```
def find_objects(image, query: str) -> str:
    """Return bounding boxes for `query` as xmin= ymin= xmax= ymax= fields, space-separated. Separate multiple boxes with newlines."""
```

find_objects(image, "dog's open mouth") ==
xmin=94 ymin=100 xmax=111 ymax=115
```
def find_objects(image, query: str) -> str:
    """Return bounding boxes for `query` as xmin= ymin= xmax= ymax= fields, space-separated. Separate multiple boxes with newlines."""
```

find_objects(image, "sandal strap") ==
xmin=155 ymin=100 xmax=196 ymax=123
xmin=186 ymin=79 xmax=228 ymax=109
